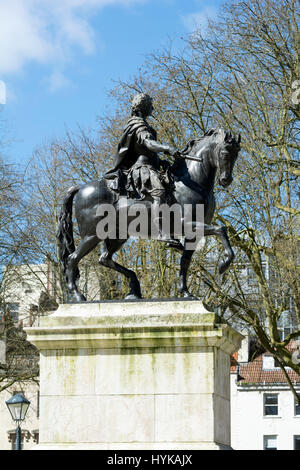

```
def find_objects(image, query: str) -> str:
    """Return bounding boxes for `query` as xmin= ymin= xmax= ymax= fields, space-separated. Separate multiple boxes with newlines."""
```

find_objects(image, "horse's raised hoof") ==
xmin=124 ymin=294 xmax=142 ymax=300
xmin=218 ymin=257 xmax=233 ymax=275
xmin=166 ymin=241 xmax=184 ymax=252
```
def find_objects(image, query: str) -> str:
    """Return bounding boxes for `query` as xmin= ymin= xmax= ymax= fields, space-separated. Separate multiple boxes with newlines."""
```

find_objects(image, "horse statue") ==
xmin=57 ymin=127 xmax=241 ymax=302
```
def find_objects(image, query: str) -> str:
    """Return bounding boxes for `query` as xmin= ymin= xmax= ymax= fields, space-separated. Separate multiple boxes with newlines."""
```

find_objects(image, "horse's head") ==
xmin=178 ymin=128 xmax=241 ymax=189
xmin=213 ymin=128 xmax=241 ymax=188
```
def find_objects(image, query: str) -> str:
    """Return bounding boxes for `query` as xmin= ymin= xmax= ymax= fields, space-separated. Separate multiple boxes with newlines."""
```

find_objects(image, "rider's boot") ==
xmin=152 ymin=214 xmax=183 ymax=248
xmin=151 ymin=199 xmax=183 ymax=248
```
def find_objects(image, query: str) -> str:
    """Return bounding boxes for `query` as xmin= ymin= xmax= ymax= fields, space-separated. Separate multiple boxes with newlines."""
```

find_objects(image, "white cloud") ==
xmin=0 ymin=0 xmax=145 ymax=76
xmin=183 ymin=6 xmax=218 ymax=32
xmin=48 ymin=70 xmax=73 ymax=93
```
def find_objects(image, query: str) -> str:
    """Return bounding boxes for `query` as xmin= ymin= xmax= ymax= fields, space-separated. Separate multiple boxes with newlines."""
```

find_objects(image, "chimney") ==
xmin=238 ymin=331 xmax=249 ymax=363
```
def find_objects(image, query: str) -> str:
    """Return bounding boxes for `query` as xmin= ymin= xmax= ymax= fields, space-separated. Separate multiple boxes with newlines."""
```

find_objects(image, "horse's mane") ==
xmin=181 ymin=128 xmax=240 ymax=155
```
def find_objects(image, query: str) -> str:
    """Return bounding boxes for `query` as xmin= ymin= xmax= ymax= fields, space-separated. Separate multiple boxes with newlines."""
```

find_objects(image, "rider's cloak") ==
xmin=105 ymin=116 xmax=157 ymax=176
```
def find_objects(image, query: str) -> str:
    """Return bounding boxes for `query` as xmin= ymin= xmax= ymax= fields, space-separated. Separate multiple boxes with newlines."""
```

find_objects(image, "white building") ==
xmin=0 ymin=263 xmax=55 ymax=450
xmin=231 ymin=336 xmax=300 ymax=450
xmin=0 ymin=262 xmax=58 ymax=326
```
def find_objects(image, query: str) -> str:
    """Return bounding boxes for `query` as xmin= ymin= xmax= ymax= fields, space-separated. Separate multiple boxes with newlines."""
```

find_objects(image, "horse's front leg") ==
xmin=178 ymin=248 xmax=197 ymax=299
xmin=204 ymin=224 xmax=234 ymax=274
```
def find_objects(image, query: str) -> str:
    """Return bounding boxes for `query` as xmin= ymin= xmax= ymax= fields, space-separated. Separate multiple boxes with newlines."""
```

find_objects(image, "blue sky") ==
xmin=0 ymin=0 xmax=224 ymax=167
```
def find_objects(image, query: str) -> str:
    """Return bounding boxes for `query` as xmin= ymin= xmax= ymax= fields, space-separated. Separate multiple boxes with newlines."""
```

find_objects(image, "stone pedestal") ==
xmin=25 ymin=300 xmax=243 ymax=450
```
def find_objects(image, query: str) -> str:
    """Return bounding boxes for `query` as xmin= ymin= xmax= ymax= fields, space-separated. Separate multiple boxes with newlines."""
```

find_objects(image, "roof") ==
xmin=236 ymin=342 xmax=300 ymax=385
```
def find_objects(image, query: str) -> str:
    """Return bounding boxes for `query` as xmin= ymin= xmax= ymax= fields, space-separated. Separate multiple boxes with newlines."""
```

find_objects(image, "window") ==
xmin=22 ymin=282 xmax=32 ymax=294
xmin=262 ymin=355 xmax=277 ymax=370
xmin=264 ymin=394 xmax=278 ymax=416
xmin=6 ymin=303 xmax=19 ymax=323
xmin=295 ymin=395 xmax=300 ymax=416
xmin=278 ymin=310 xmax=293 ymax=341
xmin=274 ymin=358 xmax=282 ymax=368
xmin=262 ymin=355 xmax=290 ymax=371
xmin=264 ymin=435 xmax=277 ymax=450
xmin=247 ymin=267 xmax=257 ymax=287
xmin=294 ymin=436 xmax=300 ymax=450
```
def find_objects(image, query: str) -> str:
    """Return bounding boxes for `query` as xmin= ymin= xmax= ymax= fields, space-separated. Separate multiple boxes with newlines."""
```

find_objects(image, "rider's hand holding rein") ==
xmin=164 ymin=147 xmax=184 ymax=159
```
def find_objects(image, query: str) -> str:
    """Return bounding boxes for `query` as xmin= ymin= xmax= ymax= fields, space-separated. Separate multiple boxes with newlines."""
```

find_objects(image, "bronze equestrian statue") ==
xmin=57 ymin=93 xmax=241 ymax=302
xmin=104 ymin=93 xmax=182 ymax=244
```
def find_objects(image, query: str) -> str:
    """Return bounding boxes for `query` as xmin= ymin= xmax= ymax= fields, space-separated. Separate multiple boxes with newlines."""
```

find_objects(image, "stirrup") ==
xmin=166 ymin=240 xmax=184 ymax=251
xmin=156 ymin=236 xmax=183 ymax=249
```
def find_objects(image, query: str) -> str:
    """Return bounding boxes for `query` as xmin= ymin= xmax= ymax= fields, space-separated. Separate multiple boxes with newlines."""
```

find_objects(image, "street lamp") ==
xmin=6 ymin=394 xmax=30 ymax=450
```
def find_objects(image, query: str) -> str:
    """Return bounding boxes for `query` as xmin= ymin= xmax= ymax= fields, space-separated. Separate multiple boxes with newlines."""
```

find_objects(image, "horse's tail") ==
xmin=56 ymin=185 xmax=81 ymax=281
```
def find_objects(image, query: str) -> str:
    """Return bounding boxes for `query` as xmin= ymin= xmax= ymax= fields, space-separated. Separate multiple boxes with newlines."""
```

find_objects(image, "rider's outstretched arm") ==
xmin=143 ymin=138 xmax=179 ymax=157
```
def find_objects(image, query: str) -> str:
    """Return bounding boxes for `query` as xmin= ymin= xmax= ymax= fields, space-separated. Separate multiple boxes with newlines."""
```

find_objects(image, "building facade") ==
xmin=0 ymin=263 xmax=54 ymax=450
xmin=231 ymin=336 xmax=300 ymax=450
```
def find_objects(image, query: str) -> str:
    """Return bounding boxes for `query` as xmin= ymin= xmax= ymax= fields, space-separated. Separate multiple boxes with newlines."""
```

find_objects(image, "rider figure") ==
xmin=105 ymin=93 xmax=182 ymax=243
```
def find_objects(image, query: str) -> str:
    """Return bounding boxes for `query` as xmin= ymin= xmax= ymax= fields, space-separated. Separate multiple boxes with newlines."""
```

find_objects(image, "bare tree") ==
xmin=0 ymin=313 xmax=39 ymax=393
xmin=105 ymin=0 xmax=300 ymax=379
xmin=2 ymin=0 xmax=298 ymax=388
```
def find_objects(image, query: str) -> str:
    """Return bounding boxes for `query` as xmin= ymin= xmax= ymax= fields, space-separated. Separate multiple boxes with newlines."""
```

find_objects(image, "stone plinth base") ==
xmin=25 ymin=300 xmax=243 ymax=450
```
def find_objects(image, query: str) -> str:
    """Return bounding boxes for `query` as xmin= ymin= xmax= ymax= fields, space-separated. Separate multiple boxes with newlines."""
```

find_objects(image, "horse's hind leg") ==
xmin=99 ymin=238 xmax=142 ymax=300
xmin=66 ymin=234 xmax=99 ymax=302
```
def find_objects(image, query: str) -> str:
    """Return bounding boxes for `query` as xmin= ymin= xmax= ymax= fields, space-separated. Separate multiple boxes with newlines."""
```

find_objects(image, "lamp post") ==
xmin=6 ymin=394 xmax=30 ymax=450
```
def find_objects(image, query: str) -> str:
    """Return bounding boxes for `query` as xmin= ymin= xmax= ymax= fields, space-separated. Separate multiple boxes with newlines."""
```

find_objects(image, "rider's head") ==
xmin=131 ymin=93 xmax=154 ymax=118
